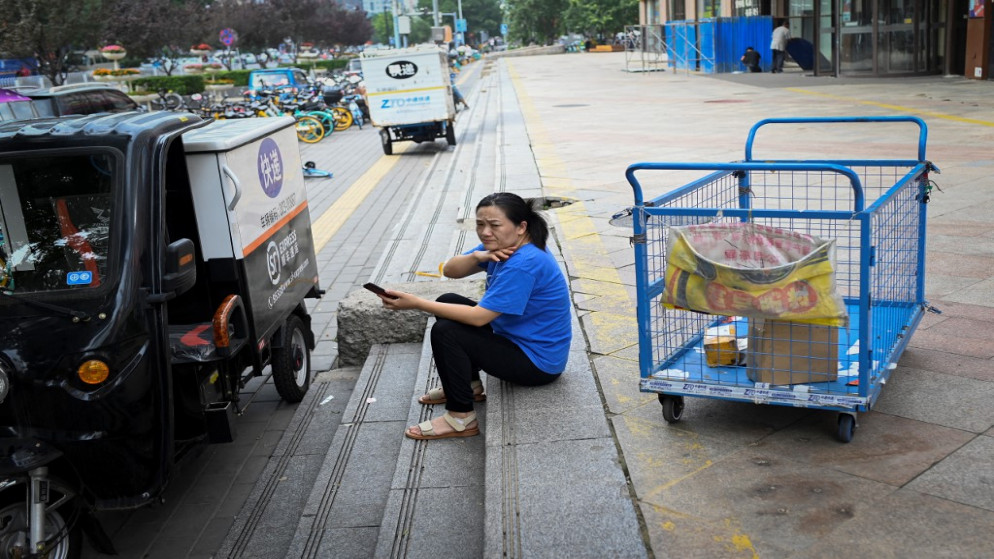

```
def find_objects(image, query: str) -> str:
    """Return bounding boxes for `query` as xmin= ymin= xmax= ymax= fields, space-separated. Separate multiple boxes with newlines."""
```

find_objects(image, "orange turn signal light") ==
xmin=77 ymin=360 xmax=110 ymax=385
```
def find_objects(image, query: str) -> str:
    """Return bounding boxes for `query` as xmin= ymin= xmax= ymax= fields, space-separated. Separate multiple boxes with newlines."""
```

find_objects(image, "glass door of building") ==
xmin=835 ymin=0 xmax=944 ymax=74
xmin=840 ymin=0 xmax=876 ymax=72
xmin=877 ymin=0 xmax=921 ymax=72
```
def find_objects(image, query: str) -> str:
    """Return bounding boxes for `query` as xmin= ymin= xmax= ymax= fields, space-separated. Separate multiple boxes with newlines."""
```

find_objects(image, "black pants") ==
xmin=431 ymin=293 xmax=559 ymax=413
xmin=772 ymin=49 xmax=785 ymax=73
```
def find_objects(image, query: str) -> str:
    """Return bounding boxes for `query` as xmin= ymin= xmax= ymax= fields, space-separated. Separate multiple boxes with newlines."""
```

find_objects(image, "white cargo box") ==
xmin=181 ymin=117 xmax=319 ymax=338
xmin=362 ymin=46 xmax=455 ymax=127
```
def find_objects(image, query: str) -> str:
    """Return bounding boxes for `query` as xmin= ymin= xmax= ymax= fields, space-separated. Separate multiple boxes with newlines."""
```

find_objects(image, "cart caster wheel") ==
xmin=836 ymin=413 xmax=856 ymax=443
xmin=659 ymin=395 xmax=684 ymax=423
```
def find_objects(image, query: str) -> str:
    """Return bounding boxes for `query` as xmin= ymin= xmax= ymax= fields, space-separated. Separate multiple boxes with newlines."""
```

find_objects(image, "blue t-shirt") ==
xmin=468 ymin=243 xmax=572 ymax=373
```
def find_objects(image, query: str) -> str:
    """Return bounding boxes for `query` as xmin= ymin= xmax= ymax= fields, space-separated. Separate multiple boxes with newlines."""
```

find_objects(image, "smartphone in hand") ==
xmin=363 ymin=282 xmax=399 ymax=299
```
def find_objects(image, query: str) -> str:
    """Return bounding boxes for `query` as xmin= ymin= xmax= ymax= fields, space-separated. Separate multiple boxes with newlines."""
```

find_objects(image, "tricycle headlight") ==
xmin=77 ymin=360 xmax=110 ymax=385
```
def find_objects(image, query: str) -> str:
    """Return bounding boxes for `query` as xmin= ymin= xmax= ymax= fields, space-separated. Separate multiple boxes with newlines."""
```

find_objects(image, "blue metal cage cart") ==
xmin=625 ymin=116 xmax=938 ymax=442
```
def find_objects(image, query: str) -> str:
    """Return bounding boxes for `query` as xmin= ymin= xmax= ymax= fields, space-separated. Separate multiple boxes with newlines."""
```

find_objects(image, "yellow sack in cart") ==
xmin=662 ymin=222 xmax=848 ymax=327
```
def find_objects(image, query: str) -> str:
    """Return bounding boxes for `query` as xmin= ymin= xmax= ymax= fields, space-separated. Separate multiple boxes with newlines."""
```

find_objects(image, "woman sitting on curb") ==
xmin=373 ymin=192 xmax=573 ymax=440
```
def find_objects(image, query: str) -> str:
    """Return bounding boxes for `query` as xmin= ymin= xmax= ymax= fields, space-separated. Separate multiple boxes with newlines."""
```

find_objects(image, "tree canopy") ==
xmin=503 ymin=0 xmax=638 ymax=45
xmin=0 ymin=0 xmax=374 ymax=82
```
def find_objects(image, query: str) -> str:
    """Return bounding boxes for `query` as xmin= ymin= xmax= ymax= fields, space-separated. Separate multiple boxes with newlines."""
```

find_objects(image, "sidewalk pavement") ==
xmin=505 ymin=52 xmax=992 ymax=557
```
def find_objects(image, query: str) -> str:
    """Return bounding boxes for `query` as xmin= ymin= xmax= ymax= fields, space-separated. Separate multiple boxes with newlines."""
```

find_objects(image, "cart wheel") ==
xmin=272 ymin=314 xmax=311 ymax=403
xmin=380 ymin=129 xmax=393 ymax=156
xmin=445 ymin=121 xmax=456 ymax=146
xmin=836 ymin=413 xmax=856 ymax=443
xmin=659 ymin=394 xmax=685 ymax=423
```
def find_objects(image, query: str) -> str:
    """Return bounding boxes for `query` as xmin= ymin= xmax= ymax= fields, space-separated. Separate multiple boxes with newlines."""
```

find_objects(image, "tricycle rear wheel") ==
xmin=272 ymin=314 xmax=311 ymax=403
xmin=445 ymin=121 xmax=456 ymax=146
xmin=380 ymin=129 xmax=393 ymax=155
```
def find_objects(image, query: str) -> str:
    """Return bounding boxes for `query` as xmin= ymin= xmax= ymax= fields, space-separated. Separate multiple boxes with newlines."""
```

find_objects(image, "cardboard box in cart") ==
xmin=747 ymin=319 xmax=839 ymax=385
xmin=362 ymin=46 xmax=455 ymax=127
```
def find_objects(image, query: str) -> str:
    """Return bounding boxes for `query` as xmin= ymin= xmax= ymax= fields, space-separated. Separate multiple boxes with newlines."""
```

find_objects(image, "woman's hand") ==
xmin=374 ymin=289 xmax=500 ymax=327
xmin=479 ymin=246 xmax=516 ymax=263
xmin=376 ymin=290 xmax=421 ymax=311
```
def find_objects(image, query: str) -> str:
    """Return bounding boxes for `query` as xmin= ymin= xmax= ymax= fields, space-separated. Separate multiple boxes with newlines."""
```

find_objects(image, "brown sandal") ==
xmin=418 ymin=380 xmax=486 ymax=405
xmin=405 ymin=411 xmax=479 ymax=440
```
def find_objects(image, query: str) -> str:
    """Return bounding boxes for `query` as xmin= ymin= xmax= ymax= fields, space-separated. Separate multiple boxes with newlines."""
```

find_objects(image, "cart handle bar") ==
xmin=625 ymin=161 xmax=864 ymax=212
xmin=744 ymin=116 xmax=928 ymax=163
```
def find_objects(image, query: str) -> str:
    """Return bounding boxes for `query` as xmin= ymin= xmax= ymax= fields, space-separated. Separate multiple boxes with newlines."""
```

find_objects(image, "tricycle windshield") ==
xmin=0 ymin=151 xmax=115 ymax=293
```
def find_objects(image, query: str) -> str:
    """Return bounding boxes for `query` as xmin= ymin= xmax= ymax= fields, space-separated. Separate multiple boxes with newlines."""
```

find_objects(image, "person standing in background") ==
xmin=770 ymin=19 xmax=791 ymax=73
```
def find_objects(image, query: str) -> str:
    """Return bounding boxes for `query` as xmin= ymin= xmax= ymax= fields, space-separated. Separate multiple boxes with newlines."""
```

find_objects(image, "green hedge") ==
xmin=131 ymin=75 xmax=205 ymax=95
xmin=217 ymin=69 xmax=251 ymax=87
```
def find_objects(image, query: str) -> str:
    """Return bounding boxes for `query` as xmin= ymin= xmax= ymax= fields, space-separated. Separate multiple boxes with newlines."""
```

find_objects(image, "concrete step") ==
xmin=279 ymin=333 xmax=485 ymax=558
xmin=214 ymin=368 xmax=360 ymax=558
xmin=372 ymin=330 xmax=486 ymax=558
xmin=481 ymin=243 xmax=648 ymax=559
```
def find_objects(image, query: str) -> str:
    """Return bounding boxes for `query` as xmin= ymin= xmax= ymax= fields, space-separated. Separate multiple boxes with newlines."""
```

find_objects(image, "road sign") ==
xmin=500 ymin=23 xmax=508 ymax=36
xmin=456 ymin=19 xmax=467 ymax=33
xmin=219 ymin=28 xmax=238 ymax=47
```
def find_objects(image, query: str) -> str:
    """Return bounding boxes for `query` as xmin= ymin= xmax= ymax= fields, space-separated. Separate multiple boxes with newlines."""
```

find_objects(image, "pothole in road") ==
xmin=527 ymin=196 xmax=577 ymax=210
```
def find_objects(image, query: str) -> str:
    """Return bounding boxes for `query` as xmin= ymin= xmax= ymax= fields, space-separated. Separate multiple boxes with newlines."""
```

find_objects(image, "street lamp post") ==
xmin=391 ymin=0 xmax=401 ymax=49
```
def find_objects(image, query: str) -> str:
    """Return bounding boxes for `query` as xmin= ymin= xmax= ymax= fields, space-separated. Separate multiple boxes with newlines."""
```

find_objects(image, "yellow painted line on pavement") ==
xmin=507 ymin=60 xmax=757 ymax=552
xmin=311 ymin=143 xmax=408 ymax=253
xmin=507 ymin=61 xmax=637 ymax=355
xmin=788 ymin=88 xmax=994 ymax=127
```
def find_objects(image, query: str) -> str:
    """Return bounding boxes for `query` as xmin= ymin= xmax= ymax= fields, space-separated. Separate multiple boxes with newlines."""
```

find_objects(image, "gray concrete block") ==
xmin=873 ymin=366 xmax=994 ymax=433
xmin=483 ymin=437 xmax=643 ymax=559
xmin=499 ymin=403 xmax=612 ymax=446
xmin=411 ymin=431 xmax=487 ymax=489
xmin=756 ymin=410 xmax=976 ymax=487
xmin=340 ymin=343 xmax=419 ymax=421
xmin=906 ymin=434 xmax=994 ymax=511
xmin=311 ymin=526 xmax=380 ymax=559
xmin=795 ymin=488 xmax=994 ymax=558
xmin=336 ymin=278 xmax=484 ymax=366
xmin=380 ymin=486 xmax=485 ymax=559
xmin=302 ymin=420 xmax=405 ymax=518
xmin=645 ymin=450 xmax=896 ymax=556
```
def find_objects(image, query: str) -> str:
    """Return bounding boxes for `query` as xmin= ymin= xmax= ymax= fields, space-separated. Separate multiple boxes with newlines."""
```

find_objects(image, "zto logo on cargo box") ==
xmin=380 ymin=95 xmax=432 ymax=109
xmin=386 ymin=61 xmax=418 ymax=79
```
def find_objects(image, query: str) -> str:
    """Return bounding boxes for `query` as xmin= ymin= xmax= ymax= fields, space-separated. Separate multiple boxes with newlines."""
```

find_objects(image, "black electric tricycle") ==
xmin=0 ymin=111 xmax=321 ymax=557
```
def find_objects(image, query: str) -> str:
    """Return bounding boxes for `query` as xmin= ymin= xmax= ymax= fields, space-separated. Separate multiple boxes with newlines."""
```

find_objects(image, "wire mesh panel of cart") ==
xmin=625 ymin=116 xmax=936 ymax=441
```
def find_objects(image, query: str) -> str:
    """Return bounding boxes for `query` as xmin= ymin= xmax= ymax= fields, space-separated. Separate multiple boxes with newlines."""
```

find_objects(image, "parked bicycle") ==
xmin=149 ymin=89 xmax=185 ymax=111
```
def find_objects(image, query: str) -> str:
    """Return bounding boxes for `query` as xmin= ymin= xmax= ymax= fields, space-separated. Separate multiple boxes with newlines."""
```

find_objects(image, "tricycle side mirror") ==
xmin=163 ymin=238 xmax=197 ymax=297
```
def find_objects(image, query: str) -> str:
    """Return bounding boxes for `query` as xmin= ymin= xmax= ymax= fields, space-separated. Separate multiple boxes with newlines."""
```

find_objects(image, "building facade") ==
xmin=640 ymin=0 xmax=992 ymax=77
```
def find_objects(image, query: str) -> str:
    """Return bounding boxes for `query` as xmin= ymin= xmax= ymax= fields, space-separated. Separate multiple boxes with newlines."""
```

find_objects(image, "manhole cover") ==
xmin=704 ymin=99 xmax=749 ymax=103
xmin=552 ymin=104 xmax=590 ymax=108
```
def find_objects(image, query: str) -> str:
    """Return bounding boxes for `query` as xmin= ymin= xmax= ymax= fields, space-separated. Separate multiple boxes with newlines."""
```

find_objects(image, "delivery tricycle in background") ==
xmin=0 ymin=112 xmax=320 ymax=556
xmin=362 ymin=45 xmax=457 ymax=155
